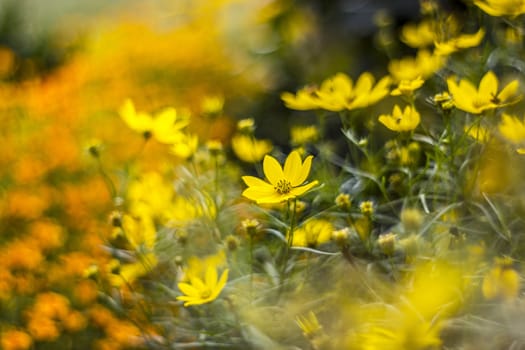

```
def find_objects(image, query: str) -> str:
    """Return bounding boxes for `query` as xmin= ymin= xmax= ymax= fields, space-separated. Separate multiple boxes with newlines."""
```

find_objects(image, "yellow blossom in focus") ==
xmin=231 ymin=134 xmax=273 ymax=163
xmin=388 ymin=50 xmax=445 ymax=81
xmin=390 ymin=76 xmax=425 ymax=96
xmin=177 ymin=260 xmax=229 ymax=307
xmin=291 ymin=219 xmax=334 ymax=247
xmin=499 ymin=113 xmax=525 ymax=146
xmin=482 ymin=257 xmax=520 ymax=301
xmin=400 ymin=20 xmax=436 ymax=48
xmin=1 ymin=330 xmax=32 ymax=350
xmin=434 ymin=28 xmax=485 ymax=55
xmin=378 ymin=105 xmax=420 ymax=132
xmin=242 ymin=151 xmax=318 ymax=204
xmin=447 ymin=71 xmax=520 ymax=114
xmin=281 ymin=72 xmax=391 ymax=112
xmin=474 ymin=0 xmax=525 ymax=17
xmin=119 ymin=99 xmax=189 ymax=143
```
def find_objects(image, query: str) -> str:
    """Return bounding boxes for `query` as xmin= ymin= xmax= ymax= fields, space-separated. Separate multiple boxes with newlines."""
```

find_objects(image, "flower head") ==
xmin=281 ymin=72 xmax=391 ymax=112
xmin=242 ymin=151 xmax=318 ymax=204
xmin=378 ymin=105 xmax=420 ymax=132
xmin=388 ymin=50 xmax=445 ymax=81
xmin=482 ymin=257 xmax=519 ymax=301
xmin=474 ymin=0 xmax=525 ymax=17
xmin=291 ymin=219 xmax=334 ymax=247
xmin=177 ymin=261 xmax=229 ymax=307
xmin=231 ymin=134 xmax=273 ymax=163
xmin=447 ymin=71 xmax=520 ymax=114
xmin=390 ymin=77 xmax=425 ymax=96
xmin=119 ymin=99 xmax=189 ymax=143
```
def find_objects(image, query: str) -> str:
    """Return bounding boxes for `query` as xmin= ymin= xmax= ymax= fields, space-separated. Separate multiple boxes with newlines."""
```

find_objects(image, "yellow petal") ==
xmin=263 ymin=154 xmax=284 ymax=185
xmin=205 ymin=265 xmax=218 ymax=289
xmin=290 ymin=180 xmax=319 ymax=197
xmin=283 ymin=151 xmax=303 ymax=185
xmin=178 ymin=282 xmax=200 ymax=297
xmin=479 ymin=71 xmax=498 ymax=98
xmin=497 ymin=79 xmax=519 ymax=102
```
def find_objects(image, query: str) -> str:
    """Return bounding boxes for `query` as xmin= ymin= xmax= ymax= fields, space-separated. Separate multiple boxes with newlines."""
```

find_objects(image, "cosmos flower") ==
xmin=242 ymin=151 xmax=318 ymax=204
xmin=378 ymin=105 xmax=420 ymax=132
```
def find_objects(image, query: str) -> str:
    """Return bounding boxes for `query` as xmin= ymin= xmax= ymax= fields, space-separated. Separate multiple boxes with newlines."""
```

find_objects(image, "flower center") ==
xmin=275 ymin=179 xmax=292 ymax=194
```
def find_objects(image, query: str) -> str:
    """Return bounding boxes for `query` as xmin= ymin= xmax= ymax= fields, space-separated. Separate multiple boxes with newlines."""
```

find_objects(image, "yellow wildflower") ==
xmin=474 ymin=0 xmax=525 ymax=17
xmin=237 ymin=118 xmax=255 ymax=133
xmin=447 ymin=71 xmax=520 ymax=114
xmin=1 ymin=330 xmax=32 ymax=350
xmin=378 ymin=105 xmax=420 ymax=132
xmin=231 ymin=134 xmax=273 ymax=163
xmin=388 ymin=50 xmax=445 ymax=81
xmin=170 ymin=133 xmax=199 ymax=159
xmin=242 ymin=150 xmax=318 ymax=204
xmin=400 ymin=20 xmax=436 ymax=48
xmin=296 ymin=311 xmax=322 ymax=338
xmin=434 ymin=28 xmax=485 ymax=55
xmin=390 ymin=76 xmax=425 ymax=96
xmin=499 ymin=113 xmax=525 ymax=144
xmin=290 ymin=125 xmax=319 ymax=146
xmin=281 ymin=72 xmax=391 ymax=112
xmin=177 ymin=262 xmax=229 ymax=307
xmin=482 ymin=257 xmax=520 ymax=301
xmin=465 ymin=124 xmax=490 ymax=142
xmin=201 ymin=95 xmax=224 ymax=117
xmin=119 ymin=99 xmax=189 ymax=143
xmin=291 ymin=219 xmax=334 ymax=247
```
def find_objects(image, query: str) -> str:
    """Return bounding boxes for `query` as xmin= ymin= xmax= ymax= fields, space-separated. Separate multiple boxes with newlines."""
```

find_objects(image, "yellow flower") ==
xmin=388 ymin=50 xmax=445 ymax=81
xmin=119 ymin=99 xmax=189 ymax=143
xmin=474 ymin=0 xmax=525 ymax=17
xmin=170 ymin=133 xmax=199 ymax=159
xmin=177 ymin=263 xmax=229 ymax=307
xmin=499 ymin=113 xmax=525 ymax=144
xmin=378 ymin=105 xmax=420 ymax=132
xmin=434 ymin=28 xmax=485 ymax=55
xmin=291 ymin=219 xmax=334 ymax=247
xmin=482 ymin=257 xmax=520 ymax=301
xmin=447 ymin=71 xmax=520 ymax=114
xmin=400 ymin=20 xmax=436 ymax=48
xmin=465 ymin=124 xmax=490 ymax=142
xmin=242 ymin=151 xmax=318 ymax=204
xmin=231 ymin=134 xmax=273 ymax=163
xmin=1 ymin=330 xmax=32 ymax=350
xmin=290 ymin=125 xmax=319 ymax=146
xmin=281 ymin=72 xmax=391 ymax=112
xmin=390 ymin=76 xmax=425 ymax=96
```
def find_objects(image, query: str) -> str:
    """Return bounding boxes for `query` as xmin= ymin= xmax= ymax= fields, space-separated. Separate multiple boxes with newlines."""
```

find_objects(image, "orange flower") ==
xmin=1 ymin=329 xmax=32 ymax=350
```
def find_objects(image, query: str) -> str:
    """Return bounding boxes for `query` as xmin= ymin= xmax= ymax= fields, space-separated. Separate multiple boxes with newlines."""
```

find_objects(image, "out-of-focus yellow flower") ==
xmin=290 ymin=125 xmax=319 ymax=146
xmin=237 ymin=118 xmax=255 ymax=133
xmin=170 ymin=133 xmax=199 ymax=159
xmin=434 ymin=28 xmax=485 ymax=55
xmin=296 ymin=311 xmax=322 ymax=338
xmin=119 ymin=99 xmax=189 ymax=143
xmin=447 ymin=71 xmax=520 ymax=114
xmin=474 ymin=0 xmax=525 ymax=17
xmin=242 ymin=151 xmax=318 ymax=204
xmin=401 ymin=20 xmax=436 ymax=48
xmin=482 ymin=257 xmax=520 ymax=301
xmin=291 ymin=219 xmax=334 ymax=247
xmin=465 ymin=124 xmax=490 ymax=142
xmin=1 ymin=330 xmax=32 ymax=350
xmin=378 ymin=105 xmax=420 ymax=132
xmin=201 ymin=95 xmax=224 ymax=117
xmin=389 ymin=50 xmax=445 ymax=81
xmin=231 ymin=134 xmax=273 ymax=163
xmin=281 ymin=72 xmax=391 ymax=112
xmin=177 ymin=260 xmax=229 ymax=307
xmin=499 ymin=113 xmax=525 ymax=147
xmin=390 ymin=76 xmax=425 ymax=96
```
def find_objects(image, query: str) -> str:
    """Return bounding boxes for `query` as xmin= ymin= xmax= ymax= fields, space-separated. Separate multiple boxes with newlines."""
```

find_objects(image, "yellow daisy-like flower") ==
xmin=291 ymin=219 xmax=334 ymax=247
xmin=378 ymin=105 xmax=420 ymax=132
xmin=447 ymin=71 xmax=520 ymax=114
xmin=400 ymin=20 xmax=436 ymax=48
xmin=499 ymin=113 xmax=525 ymax=143
xmin=482 ymin=257 xmax=520 ymax=301
xmin=388 ymin=50 xmax=445 ymax=81
xmin=473 ymin=0 xmax=525 ymax=17
xmin=177 ymin=264 xmax=229 ymax=307
xmin=390 ymin=76 xmax=425 ymax=96
xmin=231 ymin=134 xmax=273 ymax=163
xmin=242 ymin=151 xmax=318 ymax=204
xmin=119 ymin=99 xmax=189 ymax=143
xmin=434 ymin=28 xmax=485 ymax=56
xmin=281 ymin=72 xmax=391 ymax=112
